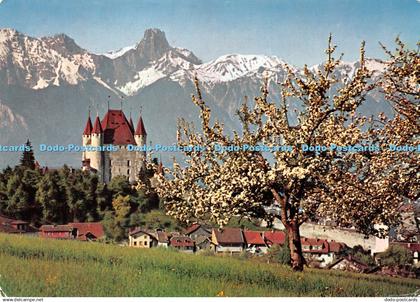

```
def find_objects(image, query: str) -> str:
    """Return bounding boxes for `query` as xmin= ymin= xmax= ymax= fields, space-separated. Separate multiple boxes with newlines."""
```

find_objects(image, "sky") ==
xmin=0 ymin=0 xmax=419 ymax=66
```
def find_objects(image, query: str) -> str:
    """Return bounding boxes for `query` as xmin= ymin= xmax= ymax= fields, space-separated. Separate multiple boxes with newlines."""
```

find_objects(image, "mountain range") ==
xmin=0 ymin=28 xmax=391 ymax=168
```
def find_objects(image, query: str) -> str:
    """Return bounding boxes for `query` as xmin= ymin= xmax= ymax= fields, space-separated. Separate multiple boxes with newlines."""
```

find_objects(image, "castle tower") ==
xmin=134 ymin=115 xmax=147 ymax=147
xmin=82 ymin=107 xmax=148 ymax=184
xmin=90 ymin=115 xmax=105 ymax=182
xmin=82 ymin=114 xmax=93 ymax=160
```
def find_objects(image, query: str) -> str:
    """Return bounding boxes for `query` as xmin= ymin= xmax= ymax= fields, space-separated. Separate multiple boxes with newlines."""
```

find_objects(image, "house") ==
xmin=243 ymin=230 xmax=267 ymax=254
xmin=185 ymin=223 xmax=211 ymax=241
xmin=0 ymin=214 xmax=30 ymax=234
xmin=39 ymin=225 xmax=74 ymax=239
xmin=263 ymin=230 xmax=286 ymax=248
xmin=156 ymin=229 xmax=169 ymax=247
xmin=212 ymin=228 xmax=245 ymax=253
xmin=328 ymin=255 xmax=372 ymax=273
xmin=301 ymin=238 xmax=347 ymax=267
xmin=68 ymin=222 xmax=105 ymax=241
xmin=128 ymin=228 xmax=158 ymax=248
xmin=195 ymin=235 xmax=212 ymax=251
xmin=170 ymin=236 xmax=195 ymax=253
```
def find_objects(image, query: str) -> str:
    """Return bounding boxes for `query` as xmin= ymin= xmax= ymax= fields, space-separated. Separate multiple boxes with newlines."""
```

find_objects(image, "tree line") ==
xmin=0 ymin=141 xmax=160 ymax=240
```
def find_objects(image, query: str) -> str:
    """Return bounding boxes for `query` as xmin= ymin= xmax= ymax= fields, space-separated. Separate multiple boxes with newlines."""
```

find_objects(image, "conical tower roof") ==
xmin=135 ymin=115 xmax=147 ymax=136
xmin=92 ymin=116 xmax=103 ymax=134
xmin=83 ymin=115 xmax=93 ymax=135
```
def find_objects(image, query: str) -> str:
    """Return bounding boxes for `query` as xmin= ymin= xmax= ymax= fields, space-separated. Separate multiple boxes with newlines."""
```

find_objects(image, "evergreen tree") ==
xmin=20 ymin=139 xmax=36 ymax=170
xmin=5 ymin=173 xmax=29 ymax=219
xmin=0 ymin=167 xmax=41 ymax=222
xmin=36 ymin=171 xmax=68 ymax=224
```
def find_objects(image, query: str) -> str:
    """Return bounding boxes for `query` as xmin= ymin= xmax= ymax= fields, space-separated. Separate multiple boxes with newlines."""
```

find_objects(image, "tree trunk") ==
xmin=286 ymin=221 xmax=305 ymax=271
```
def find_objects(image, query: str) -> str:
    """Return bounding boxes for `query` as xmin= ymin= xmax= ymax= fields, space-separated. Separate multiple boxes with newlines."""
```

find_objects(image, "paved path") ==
xmin=0 ymin=286 xmax=6 ymax=297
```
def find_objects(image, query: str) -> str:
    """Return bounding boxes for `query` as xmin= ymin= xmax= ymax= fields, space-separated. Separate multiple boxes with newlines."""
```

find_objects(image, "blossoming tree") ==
xmin=152 ymin=37 xmax=419 ymax=271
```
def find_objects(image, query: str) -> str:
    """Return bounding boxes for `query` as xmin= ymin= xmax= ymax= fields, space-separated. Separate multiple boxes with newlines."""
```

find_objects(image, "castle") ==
xmin=81 ymin=108 xmax=147 ymax=183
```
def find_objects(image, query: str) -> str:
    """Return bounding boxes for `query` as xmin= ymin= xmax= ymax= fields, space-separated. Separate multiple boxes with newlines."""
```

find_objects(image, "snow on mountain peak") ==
xmin=103 ymin=44 xmax=136 ymax=59
xmin=192 ymin=54 xmax=288 ymax=83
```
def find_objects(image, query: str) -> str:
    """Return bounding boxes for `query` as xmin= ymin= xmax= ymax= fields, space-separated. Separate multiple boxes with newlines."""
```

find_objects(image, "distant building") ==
xmin=211 ymin=228 xmax=245 ymax=254
xmin=301 ymin=238 xmax=347 ymax=267
xmin=68 ymin=222 xmax=105 ymax=241
xmin=195 ymin=235 xmax=212 ymax=250
xmin=263 ymin=230 xmax=286 ymax=248
xmin=170 ymin=236 xmax=195 ymax=253
xmin=243 ymin=230 xmax=267 ymax=254
xmin=128 ymin=228 xmax=158 ymax=248
xmin=328 ymin=255 xmax=372 ymax=273
xmin=156 ymin=229 xmax=169 ymax=248
xmin=82 ymin=108 xmax=147 ymax=183
xmin=184 ymin=223 xmax=211 ymax=241
xmin=0 ymin=214 xmax=31 ymax=234
xmin=39 ymin=225 xmax=74 ymax=239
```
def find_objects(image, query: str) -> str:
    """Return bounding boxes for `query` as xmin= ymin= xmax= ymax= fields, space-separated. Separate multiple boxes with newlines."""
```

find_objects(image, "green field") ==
xmin=0 ymin=234 xmax=418 ymax=297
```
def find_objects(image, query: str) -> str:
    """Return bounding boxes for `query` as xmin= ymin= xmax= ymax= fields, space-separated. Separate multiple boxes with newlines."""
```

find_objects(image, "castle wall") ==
xmin=299 ymin=223 xmax=376 ymax=250
xmin=270 ymin=219 xmax=382 ymax=252
xmin=108 ymin=146 xmax=146 ymax=183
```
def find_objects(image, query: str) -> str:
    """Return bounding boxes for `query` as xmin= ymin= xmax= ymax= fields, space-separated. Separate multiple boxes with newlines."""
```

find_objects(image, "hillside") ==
xmin=0 ymin=234 xmax=418 ymax=297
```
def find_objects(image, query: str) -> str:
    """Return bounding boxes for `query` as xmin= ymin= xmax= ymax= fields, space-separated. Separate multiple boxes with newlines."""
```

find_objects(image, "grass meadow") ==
xmin=0 ymin=233 xmax=418 ymax=297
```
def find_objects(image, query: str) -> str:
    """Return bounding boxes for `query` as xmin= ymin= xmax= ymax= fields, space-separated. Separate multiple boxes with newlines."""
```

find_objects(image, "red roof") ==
xmin=185 ymin=223 xmax=201 ymax=235
xmin=170 ymin=236 xmax=194 ymax=247
xmin=101 ymin=109 xmax=136 ymax=145
xmin=135 ymin=115 xmax=147 ymax=136
xmin=68 ymin=222 xmax=104 ymax=241
xmin=0 ymin=215 xmax=26 ymax=233
xmin=0 ymin=224 xmax=24 ymax=233
xmin=329 ymin=240 xmax=347 ymax=253
xmin=40 ymin=225 xmax=73 ymax=232
xmin=213 ymin=228 xmax=244 ymax=244
xmin=129 ymin=228 xmax=156 ymax=238
xmin=0 ymin=214 xmax=28 ymax=225
xmin=157 ymin=230 xmax=169 ymax=243
xmin=92 ymin=116 xmax=103 ymax=134
xmin=263 ymin=230 xmax=286 ymax=246
xmin=0 ymin=214 xmax=29 ymax=234
xmin=83 ymin=116 xmax=93 ymax=135
xmin=301 ymin=238 xmax=329 ymax=254
xmin=244 ymin=230 xmax=265 ymax=245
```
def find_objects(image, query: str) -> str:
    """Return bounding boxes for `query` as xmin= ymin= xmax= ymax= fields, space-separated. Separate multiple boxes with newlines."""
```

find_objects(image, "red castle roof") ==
xmin=101 ymin=109 xmax=136 ymax=145
xmin=92 ymin=116 xmax=103 ymax=134
xmin=83 ymin=108 xmax=146 ymax=145
xmin=83 ymin=116 xmax=93 ymax=135
xmin=135 ymin=115 xmax=147 ymax=136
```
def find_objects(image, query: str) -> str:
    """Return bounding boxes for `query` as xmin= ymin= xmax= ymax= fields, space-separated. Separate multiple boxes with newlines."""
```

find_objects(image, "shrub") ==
xmin=267 ymin=244 xmax=290 ymax=265
xmin=379 ymin=245 xmax=413 ymax=267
